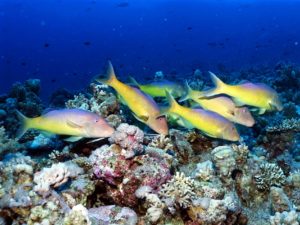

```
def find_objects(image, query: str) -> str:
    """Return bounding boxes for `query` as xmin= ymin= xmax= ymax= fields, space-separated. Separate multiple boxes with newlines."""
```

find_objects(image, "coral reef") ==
xmin=0 ymin=63 xmax=300 ymax=225
xmin=0 ymin=126 xmax=24 ymax=157
xmin=33 ymin=161 xmax=83 ymax=195
xmin=254 ymin=162 xmax=286 ymax=191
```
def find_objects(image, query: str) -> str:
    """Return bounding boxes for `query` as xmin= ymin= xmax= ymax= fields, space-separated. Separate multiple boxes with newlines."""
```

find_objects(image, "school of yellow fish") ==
xmin=17 ymin=61 xmax=283 ymax=142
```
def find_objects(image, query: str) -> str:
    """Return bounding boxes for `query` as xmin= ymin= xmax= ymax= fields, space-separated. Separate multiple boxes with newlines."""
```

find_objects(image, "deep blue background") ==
xmin=1 ymin=0 xmax=300 ymax=99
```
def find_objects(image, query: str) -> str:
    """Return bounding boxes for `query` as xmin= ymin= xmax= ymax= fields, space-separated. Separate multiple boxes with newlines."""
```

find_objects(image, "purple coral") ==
xmin=89 ymin=145 xmax=131 ymax=185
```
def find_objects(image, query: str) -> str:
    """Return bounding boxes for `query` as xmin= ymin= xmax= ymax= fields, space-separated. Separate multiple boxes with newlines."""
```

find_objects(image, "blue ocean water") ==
xmin=1 ymin=0 xmax=300 ymax=99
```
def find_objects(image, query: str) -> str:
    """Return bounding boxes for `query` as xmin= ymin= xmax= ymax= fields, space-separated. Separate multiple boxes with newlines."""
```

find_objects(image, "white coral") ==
xmin=270 ymin=211 xmax=299 ymax=225
xmin=109 ymin=123 xmax=144 ymax=158
xmin=194 ymin=160 xmax=214 ymax=181
xmin=212 ymin=145 xmax=236 ymax=178
xmin=64 ymin=204 xmax=91 ymax=225
xmin=159 ymin=172 xmax=196 ymax=209
xmin=33 ymin=161 xmax=83 ymax=194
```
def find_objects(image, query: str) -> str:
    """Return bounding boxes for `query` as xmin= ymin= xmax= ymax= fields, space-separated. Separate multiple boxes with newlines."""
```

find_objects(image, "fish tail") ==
xmin=197 ymin=72 xmax=227 ymax=98
xmin=208 ymin=71 xmax=226 ymax=95
xmin=128 ymin=76 xmax=140 ymax=87
xmin=179 ymin=81 xmax=193 ymax=102
xmin=96 ymin=61 xmax=118 ymax=86
xmin=16 ymin=110 xmax=31 ymax=139
xmin=163 ymin=90 xmax=180 ymax=115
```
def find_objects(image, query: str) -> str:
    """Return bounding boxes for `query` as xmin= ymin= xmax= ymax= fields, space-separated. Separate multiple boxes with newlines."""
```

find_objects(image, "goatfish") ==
xmin=96 ymin=61 xmax=168 ymax=135
xmin=162 ymin=91 xmax=240 ymax=141
xmin=179 ymin=82 xmax=255 ymax=127
xmin=129 ymin=77 xmax=184 ymax=98
xmin=16 ymin=109 xmax=115 ymax=142
xmin=198 ymin=72 xmax=283 ymax=115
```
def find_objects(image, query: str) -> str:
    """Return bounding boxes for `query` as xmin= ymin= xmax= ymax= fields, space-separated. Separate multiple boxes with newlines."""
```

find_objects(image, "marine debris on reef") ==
xmin=0 ymin=62 xmax=299 ymax=224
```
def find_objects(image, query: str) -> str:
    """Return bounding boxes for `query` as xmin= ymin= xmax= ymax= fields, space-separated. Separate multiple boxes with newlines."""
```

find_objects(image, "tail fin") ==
xmin=179 ymin=81 xmax=193 ymax=102
xmin=16 ymin=110 xmax=30 ymax=139
xmin=209 ymin=72 xmax=226 ymax=87
xmin=197 ymin=72 xmax=227 ymax=98
xmin=162 ymin=90 xmax=180 ymax=115
xmin=128 ymin=76 xmax=140 ymax=87
xmin=95 ymin=61 xmax=118 ymax=86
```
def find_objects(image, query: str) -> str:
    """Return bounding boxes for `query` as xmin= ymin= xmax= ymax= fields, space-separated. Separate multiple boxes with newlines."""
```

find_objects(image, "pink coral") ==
xmin=89 ymin=144 xmax=132 ymax=185
xmin=109 ymin=123 xmax=144 ymax=158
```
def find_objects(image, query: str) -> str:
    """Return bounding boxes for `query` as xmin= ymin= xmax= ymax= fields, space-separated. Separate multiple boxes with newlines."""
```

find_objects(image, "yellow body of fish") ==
xmin=129 ymin=77 xmax=184 ymax=98
xmin=180 ymin=82 xmax=255 ymax=127
xmin=23 ymin=115 xmax=84 ymax=136
xmin=201 ymin=72 xmax=283 ymax=114
xmin=16 ymin=109 xmax=115 ymax=141
xmin=164 ymin=91 xmax=240 ymax=141
xmin=96 ymin=62 xmax=168 ymax=135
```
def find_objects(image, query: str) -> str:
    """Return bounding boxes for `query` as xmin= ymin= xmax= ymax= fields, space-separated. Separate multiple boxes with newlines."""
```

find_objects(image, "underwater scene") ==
xmin=0 ymin=0 xmax=300 ymax=224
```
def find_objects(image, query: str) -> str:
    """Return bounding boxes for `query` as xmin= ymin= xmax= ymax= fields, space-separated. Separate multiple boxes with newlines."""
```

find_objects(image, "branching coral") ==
xmin=66 ymin=83 xmax=120 ymax=117
xmin=148 ymin=134 xmax=173 ymax=151
xmin=266 ymin=118 xmax=300 ymax=133
xmin=254 ymin=163 xmax=286 ymax=191
xmin=159 ymin=172 xmax=196 ymax=209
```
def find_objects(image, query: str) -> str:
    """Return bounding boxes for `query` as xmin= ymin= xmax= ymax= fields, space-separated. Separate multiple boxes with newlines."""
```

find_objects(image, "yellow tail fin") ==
xmin=197 ymin=72 xmax=227 ymax=98
xmin=162 ymin=90 xmax=180 ymax=115
xmin=16 ymin=110 xmax=30 ymax=139
xmin=96 ymin=61 xmax=118 ymax=86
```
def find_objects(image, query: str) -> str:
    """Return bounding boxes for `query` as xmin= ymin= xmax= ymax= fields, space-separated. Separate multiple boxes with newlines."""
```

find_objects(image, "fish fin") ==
xmin=16 ymin=110 xmax=30 ymax=139
xmin=87 ymin=138 xmax=105 ymax=144
xmin=64 ymin=136 xmax=84 ymax=142
xmin=95 ymin=61 xmax=118 ymax=86
xmin=116 ymin=93 xmax=127 ymax=105
xmin=258 ymin=108 xmax=266 ymax=115
xmin=132 ymin=113 xmax=149 ymax=123
xmin=66 ymin=120 xmax=83 ymax=129
xmin=40 ymin=131 xmax=55 ymax=137
xmin=128 ymin=76 xmax=140 ymax=87
xmin=232 ymin=98 xmax=245 ymax=107
xmin=196 ymin=72 xmax=226 ymax=98
xmin=179 ymin=81 xmax=193 ymax=102
xmin=165 ymin=90 xmax=180 ymax=114
xmin=180 ymin=117 xmax=194 ymax=129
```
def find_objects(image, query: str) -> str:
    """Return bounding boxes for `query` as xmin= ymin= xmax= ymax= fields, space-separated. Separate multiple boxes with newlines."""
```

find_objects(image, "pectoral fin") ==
xmin=64 ymin=136 xmax=83 ymax=142
xmin=258 ymin=108 xmax=266 ymax=115
xmin=232 ymin=98 xmax=245 ymax=107
xmin=132 ymin=113 xmax=149 ymax=123
xmin=181 ymin=118 xmax=195 ymax=129
xmin=66 ymin=120 xmax=83 ymax=129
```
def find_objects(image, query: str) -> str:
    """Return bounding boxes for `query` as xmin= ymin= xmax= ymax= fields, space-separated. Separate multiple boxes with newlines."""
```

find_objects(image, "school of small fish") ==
xmin=17 ymin=61 xmax=283 ymax=142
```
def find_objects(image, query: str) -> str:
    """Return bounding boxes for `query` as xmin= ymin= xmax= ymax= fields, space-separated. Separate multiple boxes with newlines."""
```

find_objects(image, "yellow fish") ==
xmin=96 ymin=62 xmax=168 ymax=135
xmin=129 ymin=77 xmax=184 ymax=98
xmin=16 ymin=109 xmax=115 ymax=141
xmin=199 ymin=72 xmax=283 ymax=115
xmin=162 ymin=91 xmax=240 ymax=141
xmin=179 ymin=82 xmax=255 ymax=127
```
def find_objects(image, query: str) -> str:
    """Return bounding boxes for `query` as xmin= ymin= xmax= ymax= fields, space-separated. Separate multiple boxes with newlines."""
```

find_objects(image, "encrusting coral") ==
xmin=33 ymin=161 xmax=83 ymax=195
xmin=0 ymin=126 xmax=24 ymax=157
